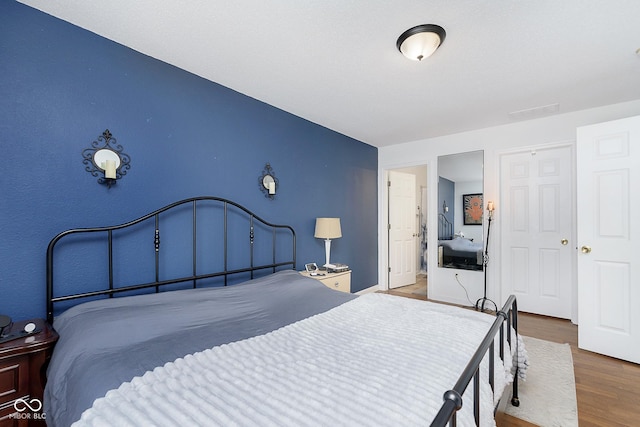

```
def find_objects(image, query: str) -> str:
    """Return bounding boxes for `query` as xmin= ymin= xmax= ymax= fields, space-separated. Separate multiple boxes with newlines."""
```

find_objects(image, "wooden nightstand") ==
xmin=300 ymin=270 xmax=352 ymax=293
xmin=0 ymin=319 xmax=58 ymax=427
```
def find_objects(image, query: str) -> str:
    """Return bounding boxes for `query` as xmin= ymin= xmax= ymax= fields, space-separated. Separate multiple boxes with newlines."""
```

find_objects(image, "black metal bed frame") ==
xmin=431 ymin=294 xmax=520 ymax=427
xmin=46 ymin=196 xmax=519 ymax=426
xmin=439 ymin=213 xmax=453 ymax=240
xmin=46 ymin=196 xmax=296 ymax=324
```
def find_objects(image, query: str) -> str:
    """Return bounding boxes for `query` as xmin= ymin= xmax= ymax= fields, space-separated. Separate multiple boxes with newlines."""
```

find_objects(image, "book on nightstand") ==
xmin=327 ymin=263 xmax=349 ymax=273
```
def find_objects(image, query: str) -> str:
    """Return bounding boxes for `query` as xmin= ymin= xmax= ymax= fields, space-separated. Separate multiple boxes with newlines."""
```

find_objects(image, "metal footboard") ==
xmin=431 ymin=295 xmax=519 ymax=426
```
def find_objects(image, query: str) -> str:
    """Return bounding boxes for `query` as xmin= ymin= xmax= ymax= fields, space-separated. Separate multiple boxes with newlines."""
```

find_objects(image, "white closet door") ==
xmin=500 ymin=145 xmax=574 ymax=319
xmin=577 ymin=115 xmax=639 ymax=364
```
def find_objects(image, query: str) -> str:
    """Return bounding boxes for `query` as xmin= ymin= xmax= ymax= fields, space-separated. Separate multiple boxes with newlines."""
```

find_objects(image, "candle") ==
xmin=487 ymin=201 xmax=494 ymax=212
xmin=105 ymin=160 xmax=116 ymax=179
xmin=268 ymin=181 xmax=276 ymax=195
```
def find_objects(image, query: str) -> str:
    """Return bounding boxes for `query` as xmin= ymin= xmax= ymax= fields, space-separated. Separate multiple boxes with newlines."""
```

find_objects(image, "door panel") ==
xmin=510 ymin=247 xmax=529 ymax=294
xmin=388 ymin=170 xmax=416 ymax=289
xmin=577 ymin=116 xmax=639 ymax=363
xmin=500 ymin=145 xmax=573 ymax=318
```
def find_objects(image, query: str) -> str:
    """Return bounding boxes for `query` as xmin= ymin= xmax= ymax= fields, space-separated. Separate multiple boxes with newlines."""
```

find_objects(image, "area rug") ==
xmin=505 ymin=336 xmax=578 ymax=427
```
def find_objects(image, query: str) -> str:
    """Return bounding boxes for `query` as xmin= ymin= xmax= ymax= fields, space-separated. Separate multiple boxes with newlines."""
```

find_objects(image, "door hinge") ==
xmin=388 ymin=267 xmax=391 ymax=273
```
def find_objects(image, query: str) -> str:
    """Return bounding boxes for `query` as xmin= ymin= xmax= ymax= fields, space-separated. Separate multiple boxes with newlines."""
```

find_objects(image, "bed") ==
xmin=44 ymin=196 xmax=523 ymax=427
xmin=440 ymin=237 xmax=484 ymax=270
xmin=438 ymin=214 xmax=483 ymax=271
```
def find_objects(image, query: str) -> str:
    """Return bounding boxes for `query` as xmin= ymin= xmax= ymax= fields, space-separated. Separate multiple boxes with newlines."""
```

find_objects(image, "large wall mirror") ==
xmin=437 ymin=151 xmax=484 ymax=271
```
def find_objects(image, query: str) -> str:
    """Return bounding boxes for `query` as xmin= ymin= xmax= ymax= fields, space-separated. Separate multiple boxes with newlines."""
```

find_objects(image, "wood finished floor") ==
xmin=383 ymin=280 xmax=640 ymax=427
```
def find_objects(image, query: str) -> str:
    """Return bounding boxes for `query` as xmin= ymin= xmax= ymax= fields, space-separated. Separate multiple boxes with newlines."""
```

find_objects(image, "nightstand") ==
xmin=300 ymin=270 xmax=352 ymax=293
xmin=0 ymin=319 xmax=58 ymax=426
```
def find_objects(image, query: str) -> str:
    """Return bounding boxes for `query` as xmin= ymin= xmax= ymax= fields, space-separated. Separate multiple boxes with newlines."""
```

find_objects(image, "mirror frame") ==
xmin=436 ymin=150 xmax=484 ymax=271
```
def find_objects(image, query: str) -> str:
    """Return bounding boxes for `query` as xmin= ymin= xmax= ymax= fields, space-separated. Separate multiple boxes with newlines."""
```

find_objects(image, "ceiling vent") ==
xmin=508 ymin=103 xmax=560 ymax=121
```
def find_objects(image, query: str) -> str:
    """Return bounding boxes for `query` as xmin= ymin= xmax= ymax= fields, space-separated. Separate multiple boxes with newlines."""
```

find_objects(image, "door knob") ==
xmin=561 ymin=238 xmax=568 ymax=245
xmin=581 ymin=245 xmax=592 ymax=254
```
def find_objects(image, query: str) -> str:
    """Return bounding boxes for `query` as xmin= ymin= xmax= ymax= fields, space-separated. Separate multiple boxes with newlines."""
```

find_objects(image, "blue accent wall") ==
xmin=438 ymin=177 xmax=455 ymax=237
xmin=0 ymin=2 xmax=378 ymax=321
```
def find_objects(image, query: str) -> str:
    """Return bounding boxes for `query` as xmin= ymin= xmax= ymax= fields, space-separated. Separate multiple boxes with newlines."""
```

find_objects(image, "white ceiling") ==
xmin=17 ymin=0 xmax=640 ymax=148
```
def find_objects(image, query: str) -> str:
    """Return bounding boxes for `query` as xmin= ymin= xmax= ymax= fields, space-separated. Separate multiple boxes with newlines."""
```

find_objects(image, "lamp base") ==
xmin=475 ymin=297 xmax=497 ymax=313
xmin=323 ymin=239 xmax=333 ymax=269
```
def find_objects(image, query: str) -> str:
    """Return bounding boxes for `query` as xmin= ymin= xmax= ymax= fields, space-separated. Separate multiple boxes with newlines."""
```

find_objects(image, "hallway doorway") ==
xmin=388 ymin=273 xmax=428 ymax=298
xmin=386 ymin=165 xmax=428 ymax=290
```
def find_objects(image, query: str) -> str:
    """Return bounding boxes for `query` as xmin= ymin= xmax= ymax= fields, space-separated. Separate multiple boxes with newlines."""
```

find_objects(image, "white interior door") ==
xmin=500 ymin=145 xmax=574 ymax=318
xmin=388 ymin=170 xmax=416 ymax=289
xmin=577 ymin=116 xmax=639 ymax=364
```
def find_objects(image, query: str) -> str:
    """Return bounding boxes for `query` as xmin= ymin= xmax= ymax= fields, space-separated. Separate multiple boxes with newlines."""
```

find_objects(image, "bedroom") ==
xmin=1 ymin=1 xmax=639 ymax=426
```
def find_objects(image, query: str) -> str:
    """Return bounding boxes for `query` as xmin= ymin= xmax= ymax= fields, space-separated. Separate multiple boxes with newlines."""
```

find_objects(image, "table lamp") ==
xmin=314 ymin=218 xmax=342 ymax=268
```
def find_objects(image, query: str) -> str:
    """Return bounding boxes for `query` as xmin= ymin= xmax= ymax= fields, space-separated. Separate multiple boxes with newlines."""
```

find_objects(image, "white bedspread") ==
xmin=72 ymin=294 xmax=516 ymax=427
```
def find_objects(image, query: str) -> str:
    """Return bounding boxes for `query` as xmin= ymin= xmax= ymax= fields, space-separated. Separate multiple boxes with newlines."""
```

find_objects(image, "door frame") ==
xmin=496 ymin=140 xmax=578 ymax=323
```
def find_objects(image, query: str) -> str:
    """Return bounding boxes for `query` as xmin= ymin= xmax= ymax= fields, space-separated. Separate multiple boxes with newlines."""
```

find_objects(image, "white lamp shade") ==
xmin=314 ymin=218 xmax=342 ymax=239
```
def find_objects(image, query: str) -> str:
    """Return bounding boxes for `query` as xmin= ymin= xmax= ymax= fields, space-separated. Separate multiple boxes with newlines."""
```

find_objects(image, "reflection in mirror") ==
xmin=93 ymin=148 xmax=121 ymax=170
xmin=437 ymin=151 xmax=484 ymax=271
xmin=262 ymin=174 xmax=276 ymax=195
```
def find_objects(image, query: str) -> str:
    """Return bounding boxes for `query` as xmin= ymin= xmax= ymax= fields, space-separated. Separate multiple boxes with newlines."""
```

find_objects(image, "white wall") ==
xmin=378 ymin=100 xmax=640 ymax=307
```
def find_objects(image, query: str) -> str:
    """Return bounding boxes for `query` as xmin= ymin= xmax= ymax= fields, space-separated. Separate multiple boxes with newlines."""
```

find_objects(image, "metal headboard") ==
xmin=438 ymin=213 xmax=453 ymax=240
xmin=46 ymin=196 xmax=296 ymax=323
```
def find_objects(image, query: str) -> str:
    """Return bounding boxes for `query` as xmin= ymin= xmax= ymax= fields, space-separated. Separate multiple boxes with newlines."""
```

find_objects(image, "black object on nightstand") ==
xmin=0 ymin=315 xmax=11 ymax=335
xmin=0 ymin=319 xmax=58 ymax=426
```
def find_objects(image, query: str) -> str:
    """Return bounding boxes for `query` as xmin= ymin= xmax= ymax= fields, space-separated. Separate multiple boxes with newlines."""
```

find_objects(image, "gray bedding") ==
xmin=439 ymin=237 xmax=483 ymax=264
xmin=44 ymin=270 xmax=356 ymax=427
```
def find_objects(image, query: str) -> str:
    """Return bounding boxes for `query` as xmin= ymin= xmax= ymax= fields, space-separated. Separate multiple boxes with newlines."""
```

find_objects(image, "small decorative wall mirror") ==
xmin=82 ymin=129 xmax=131 ymax=187
xmin=259 ymin=163 xmax=278 ymax=199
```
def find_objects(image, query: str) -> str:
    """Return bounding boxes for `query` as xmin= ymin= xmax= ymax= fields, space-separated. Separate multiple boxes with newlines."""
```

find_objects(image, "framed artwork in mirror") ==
xmin=463 ymin=193 xmax=483 ymax=225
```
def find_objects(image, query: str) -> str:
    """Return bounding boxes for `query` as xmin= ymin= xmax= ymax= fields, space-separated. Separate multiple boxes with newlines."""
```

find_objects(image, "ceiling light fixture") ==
xmin=396 ymin=24 xmax=446 ymax=61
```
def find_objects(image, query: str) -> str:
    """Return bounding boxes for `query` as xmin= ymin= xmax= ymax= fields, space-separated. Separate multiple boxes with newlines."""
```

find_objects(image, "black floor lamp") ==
xmin=476 ymin=201 xmax=497 ymax=312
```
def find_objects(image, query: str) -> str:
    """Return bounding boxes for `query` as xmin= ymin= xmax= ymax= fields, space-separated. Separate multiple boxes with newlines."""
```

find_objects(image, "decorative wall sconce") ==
xmin=442 ymin=201 xmax=449 ymax=213
xmin=259 ymin=163 xmax=278 ymax=199
xmin=82 ymin=129 xmax=131 ymax=188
